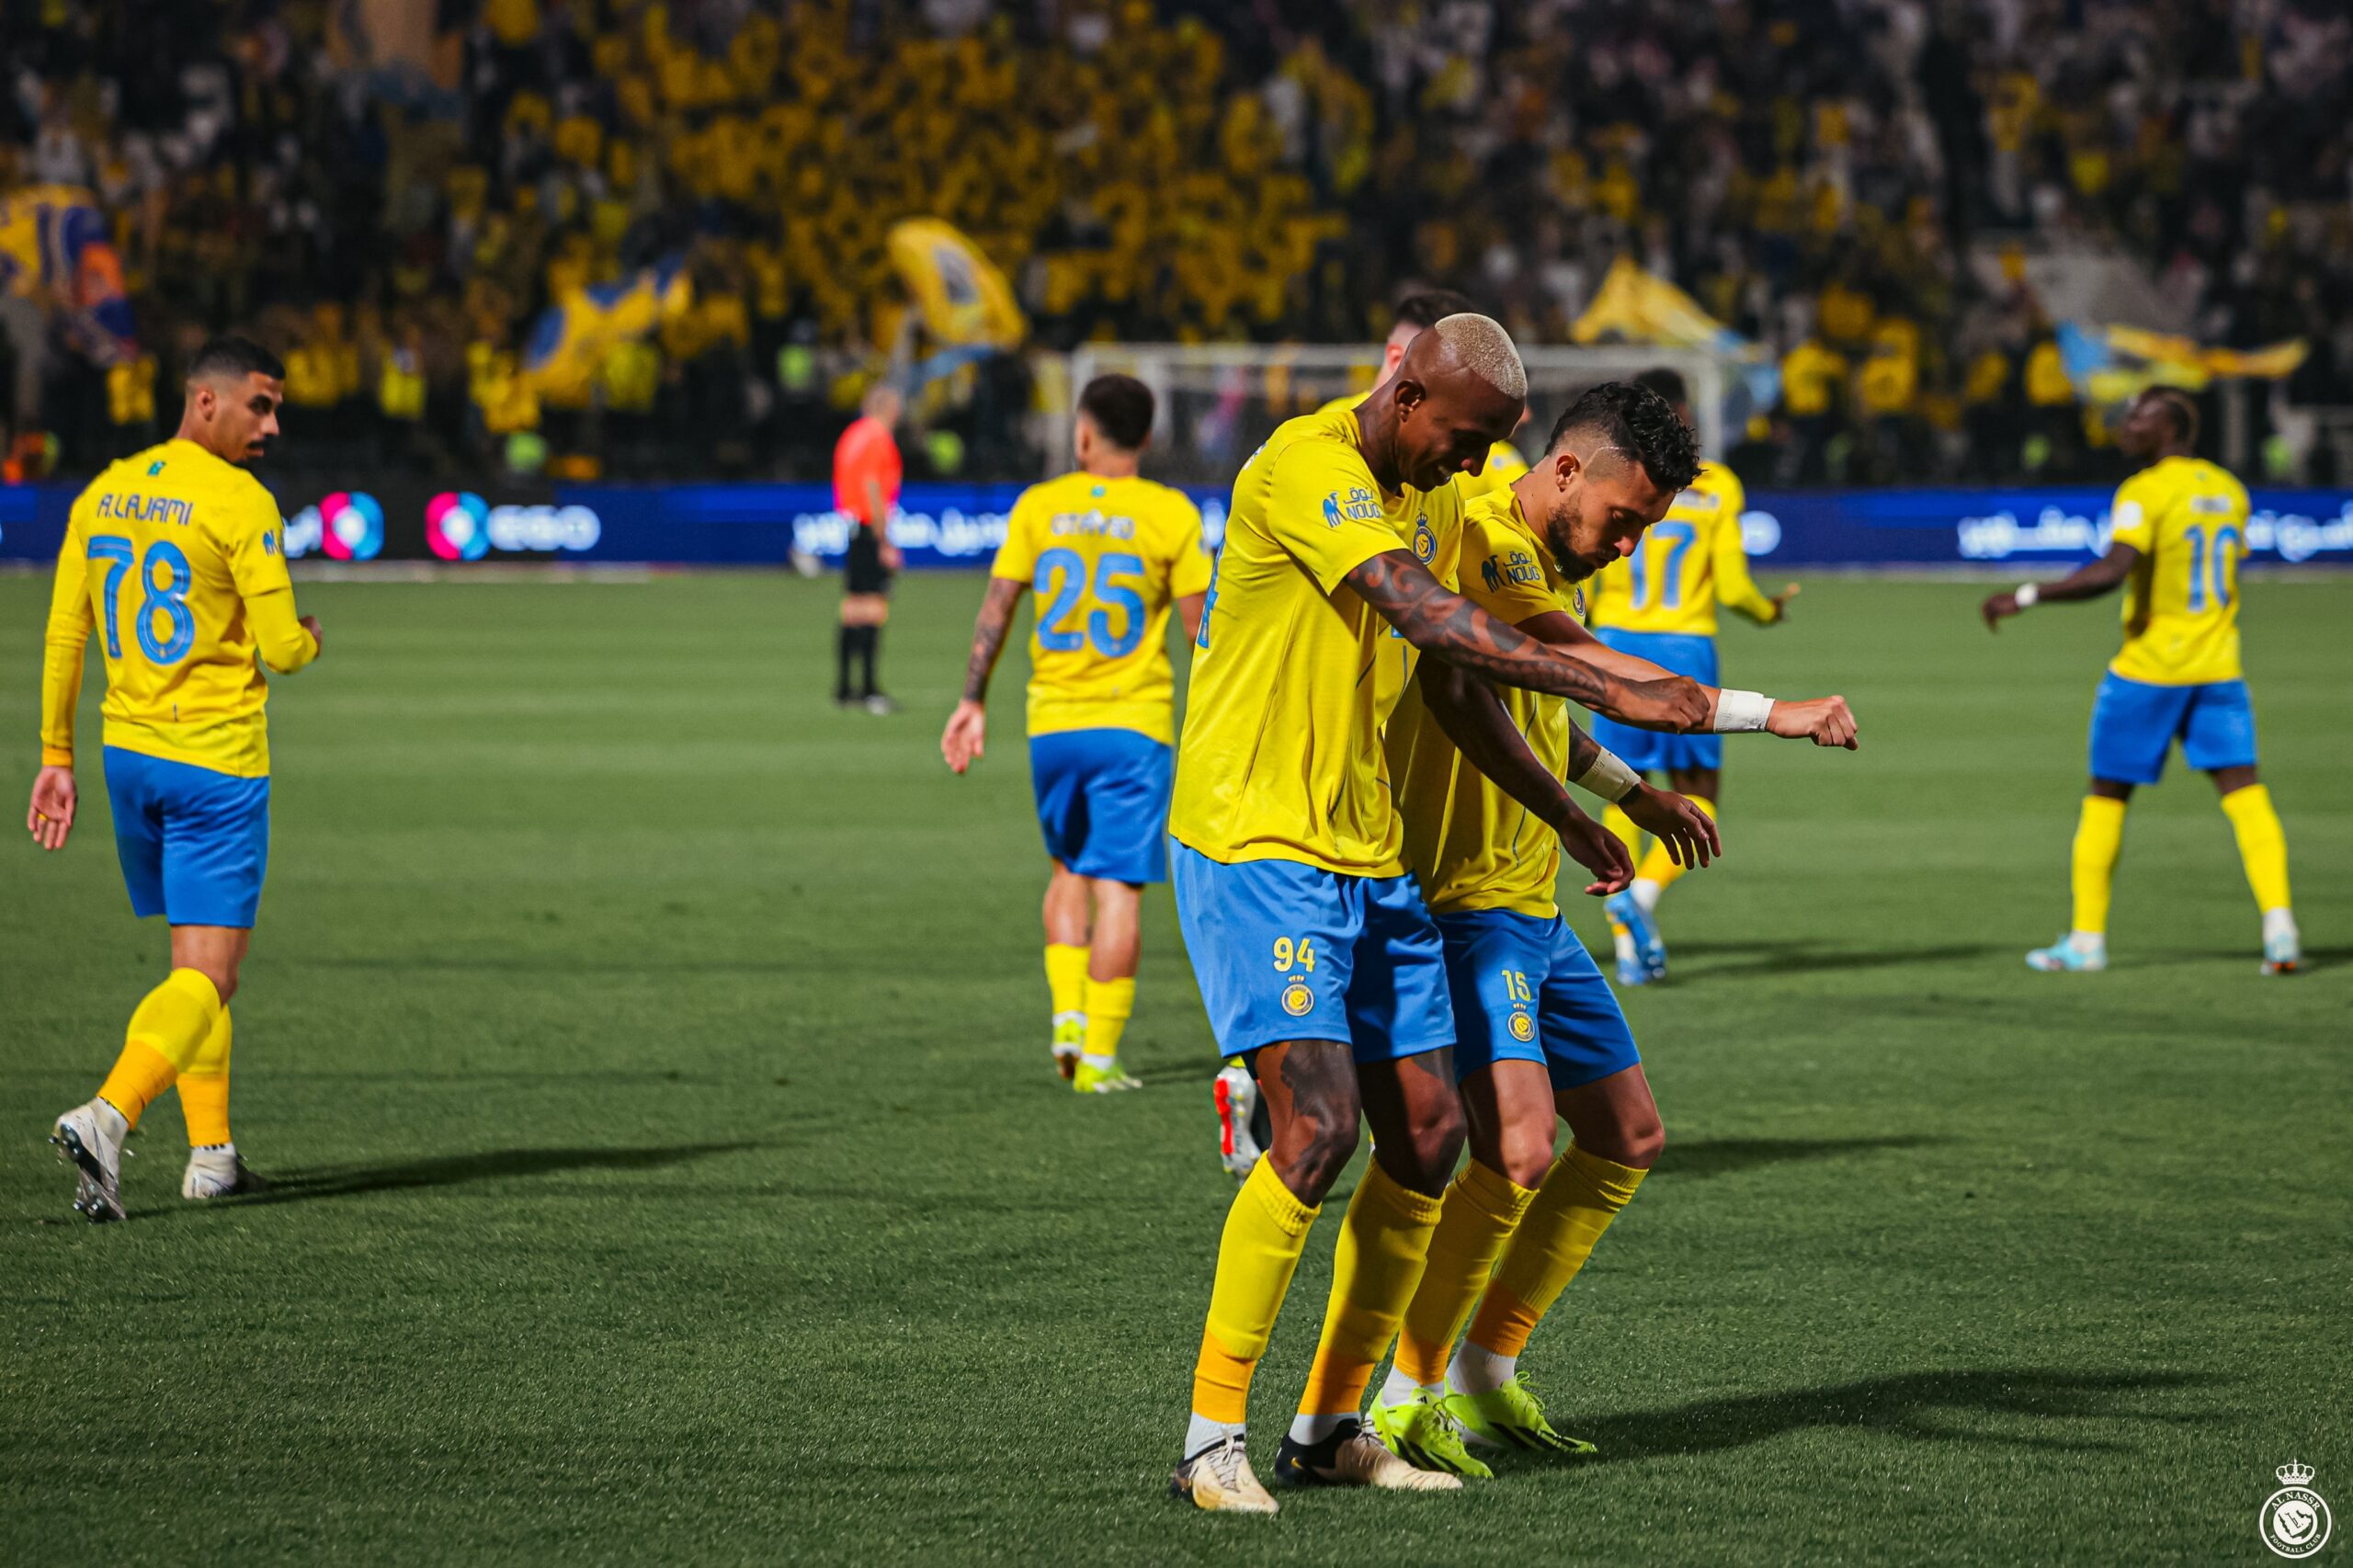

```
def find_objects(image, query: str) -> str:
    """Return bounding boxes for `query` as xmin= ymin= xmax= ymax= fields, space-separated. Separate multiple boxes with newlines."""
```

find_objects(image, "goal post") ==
xmin=1054 ymin=344 xmax=1730 ymax=489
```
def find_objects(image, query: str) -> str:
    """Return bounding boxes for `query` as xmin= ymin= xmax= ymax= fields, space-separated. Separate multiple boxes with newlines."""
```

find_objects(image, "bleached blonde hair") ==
xmin=1431 ymin=313 xmax=1528 ymax=399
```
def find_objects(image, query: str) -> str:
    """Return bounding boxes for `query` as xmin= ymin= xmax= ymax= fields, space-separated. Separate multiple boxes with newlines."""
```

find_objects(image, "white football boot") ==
xmin=51 ymin=1100 xmax=131 ymax=1222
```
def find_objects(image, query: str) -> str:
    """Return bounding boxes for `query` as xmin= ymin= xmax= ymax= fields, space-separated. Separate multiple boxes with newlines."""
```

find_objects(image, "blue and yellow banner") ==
xmin=886 ymin=219 xmax=1025 ymax=352
xmin=0 ymin=183 xmax=135 ymax=364
xmin=520 ymin=256 xmax=692 ymax=403
xmin=2056 ymin=321 xmax=2308 ymax=403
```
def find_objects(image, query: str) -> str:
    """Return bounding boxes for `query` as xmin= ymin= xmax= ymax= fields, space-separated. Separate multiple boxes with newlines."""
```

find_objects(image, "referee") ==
xmin=833 ymin=382 xmax=904 ymax=712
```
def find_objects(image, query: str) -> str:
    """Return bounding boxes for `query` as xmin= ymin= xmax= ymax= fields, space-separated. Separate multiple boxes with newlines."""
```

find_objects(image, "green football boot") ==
xmin=1073 ymin=1057 xmax=1142 ymax=1094
xmin=1444 ymin=1377 xmax=1598 ymax=1457
xmin=1050 ymin=1017 xmax=1086 ymax=1081
xmin=1370 ymin=1388 xmax=1493 ymax=1479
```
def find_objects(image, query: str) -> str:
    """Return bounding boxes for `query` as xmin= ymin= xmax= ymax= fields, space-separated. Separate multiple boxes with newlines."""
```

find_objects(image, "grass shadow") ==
xmin=206 ymin=1141 xmax=765 ymax=1210
xmin=1572 ymin=1367 xmax=2220 ymax=1462
xmin=1662 ymin=1134 xmax=1944 ymax=1179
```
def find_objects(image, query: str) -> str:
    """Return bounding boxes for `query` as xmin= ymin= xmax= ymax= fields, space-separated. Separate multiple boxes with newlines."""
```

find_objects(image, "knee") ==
xmin=1489 ymin=1120 xmax=1557 ymax=1190
xmin=1278 ymin=1105 xmax=1362 ymax=1200
xmin=1600 ymin=1110 xmax=1664 ymax=1171
xmin=1383 ymin=1096 xmax=1466 ymax=1192
xmin=199 ymin=963 xmax=240 ymax=1006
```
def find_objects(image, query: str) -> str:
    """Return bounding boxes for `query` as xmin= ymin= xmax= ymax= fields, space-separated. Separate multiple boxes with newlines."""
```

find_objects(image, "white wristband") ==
xmin=1711 ymin=688 xmax=1773 ymax=733
xmin=2014 ymin=582 xmax=2040 ymax=608
xmin=1571 ymin=747 xmax=1640 ymax=802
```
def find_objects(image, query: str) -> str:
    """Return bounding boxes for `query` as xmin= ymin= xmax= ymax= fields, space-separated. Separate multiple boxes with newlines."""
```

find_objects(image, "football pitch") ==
xmin=4 ymin=568 xmax=2346 ymax=1565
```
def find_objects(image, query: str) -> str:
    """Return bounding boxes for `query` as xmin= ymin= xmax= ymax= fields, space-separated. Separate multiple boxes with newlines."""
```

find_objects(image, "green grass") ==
xmin=3 ymin=569 xmax=2347 ymax=1565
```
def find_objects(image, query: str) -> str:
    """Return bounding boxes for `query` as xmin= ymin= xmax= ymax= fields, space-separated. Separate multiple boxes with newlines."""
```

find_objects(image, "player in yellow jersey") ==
xmin=942 ymin=376 xmax=1211 ymax=1093
xmin=30 ymin=337 xmax=323 ymax=1221
xmin=1586 ymin=368 xmax=1798 ymax=985
xmin=1166 ymin=318 xmax=1756 ymax=1515
xmin=1983 ymin=388 xmax=2299 ymax=974
xmin=1313 ymin=290 xmax=1529 ymax=502
xmin=1364 ymin=388 xmax=1858 ymax=1474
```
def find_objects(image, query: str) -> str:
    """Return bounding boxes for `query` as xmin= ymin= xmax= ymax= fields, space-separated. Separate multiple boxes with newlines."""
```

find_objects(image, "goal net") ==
xmin=1055 ymin=345 xmax=1731 ymax=493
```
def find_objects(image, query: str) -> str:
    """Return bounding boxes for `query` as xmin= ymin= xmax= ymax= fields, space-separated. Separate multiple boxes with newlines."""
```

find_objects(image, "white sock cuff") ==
xmin=1184 ymin=1413 xmax=1244 ymax=1459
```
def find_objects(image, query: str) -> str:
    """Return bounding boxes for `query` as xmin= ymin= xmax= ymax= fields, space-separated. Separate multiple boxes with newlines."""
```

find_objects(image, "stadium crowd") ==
xmin=0 ymin=0 xmax=2346 ymax=485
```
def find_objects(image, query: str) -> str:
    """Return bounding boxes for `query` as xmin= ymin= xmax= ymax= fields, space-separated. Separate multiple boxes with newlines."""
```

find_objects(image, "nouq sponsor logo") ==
xmin=425 ymin=491 xmax=492 ymax=561
xmin=485 ymin=503 xmax=602 ymax=553
xmin=304 ymin=492 xmax=384 ymax=562
xmin=1740 ymin=510 xmax=1782 ymax=556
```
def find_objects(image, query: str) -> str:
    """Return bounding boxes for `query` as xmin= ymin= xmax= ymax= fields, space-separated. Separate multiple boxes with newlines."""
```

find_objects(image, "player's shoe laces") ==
xmin=1370 ymin=1389 xmax=1493 ymax=1479
xmin=1604 ymin=892 xmax=1665 ymax=985
xmin=1050 ymin=1016 xmax=1085 ymax=1081
xmin=1168 ymin=1434 xmax=1278 ymax=1515
xmin=1273 ymin=1417 xmax=1462 ymax=1492
xmin=183 ymin=1146 xmax=271 ymax=1200
xmin=51 ymin=1099 xmax=130 ymax=1223
xmin=1444 ymin=1377 xmax=1598 ymax=1457
xmin=2025 ymin=933 xmax=2107 ymax=972
xmin=1213 ymin=1061 xmax=1262 ymax=1179
xmin=1073 ymin=1058 xmax=1141 ymax=1094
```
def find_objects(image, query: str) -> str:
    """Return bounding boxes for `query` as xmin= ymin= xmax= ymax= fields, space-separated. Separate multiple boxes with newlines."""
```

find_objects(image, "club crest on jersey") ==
xmin=1507 ymin=1009 xmax=1536 ymax=1043
xmin=1281 ymin=979 xmax=1315 ymax=1017
xmin=1413 ymin=516 xmax=1437 ymax=562
xmin=1324 ymin=487 xmax=1381 ymax=528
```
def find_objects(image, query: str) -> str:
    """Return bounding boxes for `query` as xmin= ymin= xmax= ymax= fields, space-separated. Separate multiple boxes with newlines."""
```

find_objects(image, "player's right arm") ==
xmin=31 ymin=501 xmax=95 ymax=850
xmin=1511 ymin=608 xmax=1857 ymax=748
xmin=1983 ymin=475 xmax=2148 ymax=628
xmin=942 ymin=494 xmax=1039 ymax=774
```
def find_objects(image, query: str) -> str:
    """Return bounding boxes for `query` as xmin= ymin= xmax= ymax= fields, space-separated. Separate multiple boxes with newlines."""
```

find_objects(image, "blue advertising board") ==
xmin=3 ymin=478 xmax=2350 ymax=570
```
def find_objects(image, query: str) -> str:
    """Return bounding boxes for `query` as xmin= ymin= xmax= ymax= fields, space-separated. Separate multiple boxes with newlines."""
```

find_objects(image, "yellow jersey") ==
xmin=2107 ymin=455 xmax=2249 ymax=686
xmin=1586 ymin=461 xmax=1777 ymax=637
xmin=1390 ymin=490 xmax=1578 ymax=918
xmin=1171 ymin=407 xmax=1464 ymax=876
xmin=1316 ymin=390 xmax=1525 ymax=502
xmin=41 ymin=439 xmax=318 ymax=778
xmin=987 ymin=470 xmax=1211 ymax=744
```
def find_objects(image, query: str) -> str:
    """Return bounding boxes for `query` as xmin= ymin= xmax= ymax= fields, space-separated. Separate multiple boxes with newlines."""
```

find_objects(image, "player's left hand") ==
xmin=1769 ymin=582 xmax=1801 ymax=620
xmin=1623 ymin=782 xmax=1718 ymax=869
xmin=27 ymin=765 xmax=75 ymax=852
xmin=1768 ymin=696 xmax=1859 ymax=749
xmin=940 ymin=699 xmax=987 ymax=774
xmin=1558 ymin=808 xmax=1637 ymax=897
xmin=1981 ymin=591 xmax=2022 ymax=629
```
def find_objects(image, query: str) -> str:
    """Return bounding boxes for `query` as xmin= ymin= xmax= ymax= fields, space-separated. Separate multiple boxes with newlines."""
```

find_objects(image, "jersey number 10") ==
xmin=88 ymin=535 xmax=195 ymax=664
xmin=1035 ymin=548 xmax=1147 ymax=658
xmin=2182 ymin=522 xmax=2244 ymax=612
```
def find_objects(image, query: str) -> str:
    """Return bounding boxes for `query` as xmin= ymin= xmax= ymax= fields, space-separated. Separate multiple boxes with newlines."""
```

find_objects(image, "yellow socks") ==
xmin=1193 ymin=1158 xmax=1321 ymax=1424
xmin=2220 ymin=784 xmax=2291 ymax=915
xmin=178 ymin=1006 xmax=233 ymax=1148
xmin=2069 ymin=795 xmax=2128 ymax=940
xmin=1467 ymin=1144 xmax=1647 ymax=1360
xmin=1081 ymin=976 xmax=1133 ymax=1071
xmin=1601 ymin=804 xmax=1642 ymax=871
xmin=1392 ymin=1161 xmax=1535 ymax=1387
xmin=1634 ymin=796 xmax=1715 ymax=893
xmin=1296 ymin=1161 xmax=1445 ymax=1420
xmin=1045 ymin=943 xmax=1088 ymax=1030
xmin=96 ymin=969 xmax=223 ymax=1129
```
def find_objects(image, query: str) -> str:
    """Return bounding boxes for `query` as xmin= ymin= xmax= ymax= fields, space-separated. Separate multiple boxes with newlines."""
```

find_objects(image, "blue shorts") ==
xmin=1171 ymin=840 xmax=1454 ymax=1063
xmin=2087 ymin=673 xmax=2257 ymax=786
xmin=1029 ymin=728 xmax=1173 ymax=884
xmin=103 ymin=747 xmax=271 ymax=928
xmin=1436 ymin=908 xmax=1641 ymax=1090
xmin=1590 ymin=629 xmax=1722 ymax=772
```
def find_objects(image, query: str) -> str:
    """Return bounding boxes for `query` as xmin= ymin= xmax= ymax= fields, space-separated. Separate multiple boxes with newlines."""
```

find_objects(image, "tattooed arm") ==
xmin=1346 ymin=550 xmax=1714 ymax=730
xmin=1415 ymin=658 xmax=1636 ymax=893
xmin=941 ymin=575 xmax=1028 ymax=774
